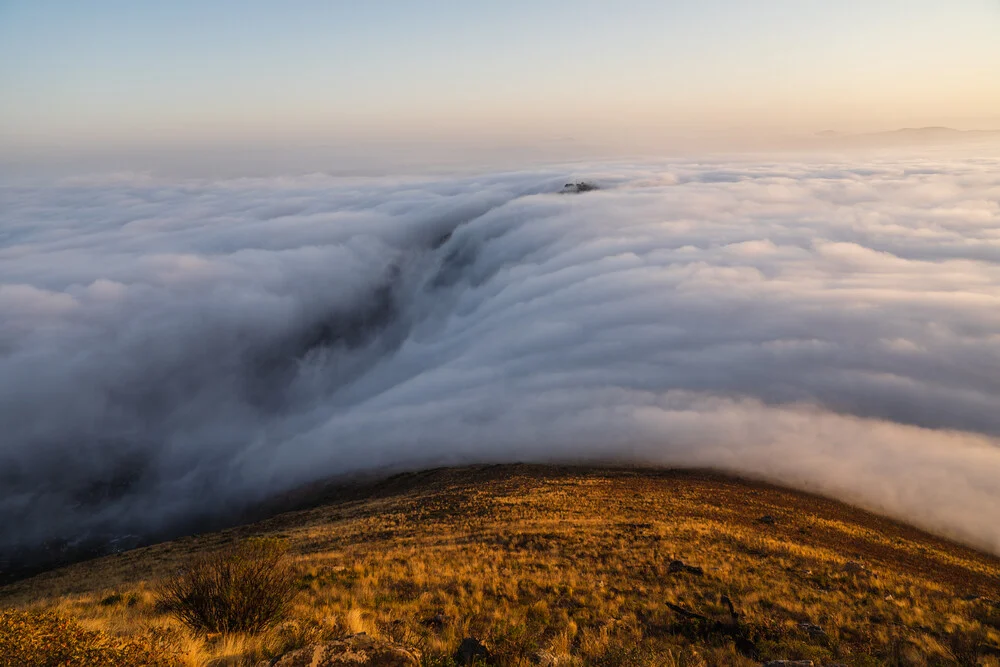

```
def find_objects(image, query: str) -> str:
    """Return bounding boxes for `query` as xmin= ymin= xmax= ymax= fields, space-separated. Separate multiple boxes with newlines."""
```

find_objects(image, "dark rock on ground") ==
xmin=758 ymin=515 xmax=776 ymax=525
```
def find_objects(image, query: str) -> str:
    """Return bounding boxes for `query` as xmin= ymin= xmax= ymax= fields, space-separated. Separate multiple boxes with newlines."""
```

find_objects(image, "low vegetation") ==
xmin=2 ymin=465 xmax=999 ymax=665
xmin=0 ymin=608 xmax=173 ymax=667
xmin=156 ymin=538 xmax=298 ymax=634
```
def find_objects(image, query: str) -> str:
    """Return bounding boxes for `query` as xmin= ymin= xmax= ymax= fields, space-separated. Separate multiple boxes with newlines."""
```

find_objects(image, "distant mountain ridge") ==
xmin=815 ymin=126 xmax=1000 ymax=145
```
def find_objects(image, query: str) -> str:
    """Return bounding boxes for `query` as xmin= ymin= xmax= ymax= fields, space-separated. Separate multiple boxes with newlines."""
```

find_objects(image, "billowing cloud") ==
xmin=2 ymin=154 xmax=1000 ymax=567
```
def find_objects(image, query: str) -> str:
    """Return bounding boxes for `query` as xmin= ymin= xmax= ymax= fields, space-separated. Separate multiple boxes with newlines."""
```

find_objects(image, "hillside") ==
xmin=2 ymin=465 xmax=999 ymax=666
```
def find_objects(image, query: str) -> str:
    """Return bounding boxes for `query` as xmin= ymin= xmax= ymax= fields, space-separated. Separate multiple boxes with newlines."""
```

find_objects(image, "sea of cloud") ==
xmin=2 ymin=153 xmax=1000 ymax=562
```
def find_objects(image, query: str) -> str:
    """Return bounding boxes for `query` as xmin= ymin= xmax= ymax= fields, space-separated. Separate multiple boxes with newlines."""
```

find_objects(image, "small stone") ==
xmin=758 ymin=515 xmax=776 ymax=525
xmin=763 ymin=661 xmax=814 ymax=666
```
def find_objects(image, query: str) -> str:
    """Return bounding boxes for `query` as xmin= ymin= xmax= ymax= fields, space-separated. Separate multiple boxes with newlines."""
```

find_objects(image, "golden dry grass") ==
xmin=2 ymin=465 xmax=999 ymax=666
xmin=0 ymin=608 xmax=174 ymax=667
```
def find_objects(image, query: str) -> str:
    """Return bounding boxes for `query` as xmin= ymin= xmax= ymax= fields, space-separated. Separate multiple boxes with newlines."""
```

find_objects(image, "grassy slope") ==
xmin=2 ymin=465 xmax=1000 ymax=666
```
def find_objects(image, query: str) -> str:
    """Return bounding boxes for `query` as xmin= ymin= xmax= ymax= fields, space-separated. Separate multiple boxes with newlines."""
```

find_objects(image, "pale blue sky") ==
xmin=2 ymin=1 xmax=999 ymax=157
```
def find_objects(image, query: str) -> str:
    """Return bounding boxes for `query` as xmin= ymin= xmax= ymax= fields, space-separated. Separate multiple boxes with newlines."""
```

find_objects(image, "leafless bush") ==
xmin=156 ymin=538 xmax=297 ymax=634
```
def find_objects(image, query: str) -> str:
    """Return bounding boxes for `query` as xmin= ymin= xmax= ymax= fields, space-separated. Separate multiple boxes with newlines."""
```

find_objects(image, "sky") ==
xmin=2 ymin=0 xmax=999 ymax=168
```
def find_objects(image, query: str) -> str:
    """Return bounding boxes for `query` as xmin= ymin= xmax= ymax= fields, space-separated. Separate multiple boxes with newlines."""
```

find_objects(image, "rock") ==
xmin=668 ymin=560 xmax=704 ymax=575
xmin=798 ymin=622 xmax=826 ymax=637
xmin=454 ymin=637 xmax=490 ymax=665
xmin=762 ymin=661 xmax=814 ymax=666
xmin=758 ymin=515 xmax=776 ymax=525
xmin=560 ymin=181 xmax=599 ymax=194
xmin=272 ymin=633 xmax=420 ymax=666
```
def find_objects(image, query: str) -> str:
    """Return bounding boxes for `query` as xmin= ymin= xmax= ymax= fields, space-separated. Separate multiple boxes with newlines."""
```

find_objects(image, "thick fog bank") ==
xmin=2 ymin=155 xmax=1000 ymax=563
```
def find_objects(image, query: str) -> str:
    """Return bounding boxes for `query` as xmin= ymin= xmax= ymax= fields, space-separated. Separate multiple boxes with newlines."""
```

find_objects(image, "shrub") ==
xmin=156 ymin=538 xmax=297 ymax=634
xmin=0 ymin=609 xmax=174 ymax=667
